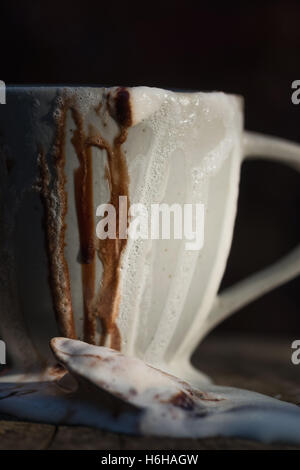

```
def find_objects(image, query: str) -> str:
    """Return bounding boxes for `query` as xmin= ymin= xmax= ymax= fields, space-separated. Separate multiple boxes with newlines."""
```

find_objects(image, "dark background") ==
xmin=1 ymin=0 xmax=299 ymax=337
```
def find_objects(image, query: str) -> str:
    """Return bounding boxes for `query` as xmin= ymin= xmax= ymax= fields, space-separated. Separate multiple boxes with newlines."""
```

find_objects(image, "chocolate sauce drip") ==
xmin=39 ymin=88 xmax=131 ymax=351
xmin=86 ymin=124 xmax=130 ymax=351
xmin=70 ymin=108 xmax=97 ymax=344
xmin=38 ymin=104 xmax=76 ymax=339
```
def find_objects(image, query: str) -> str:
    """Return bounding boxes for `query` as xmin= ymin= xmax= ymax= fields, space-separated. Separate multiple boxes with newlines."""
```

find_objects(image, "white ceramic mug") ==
xmin=0 ymin=86 xmax=299 ymax=384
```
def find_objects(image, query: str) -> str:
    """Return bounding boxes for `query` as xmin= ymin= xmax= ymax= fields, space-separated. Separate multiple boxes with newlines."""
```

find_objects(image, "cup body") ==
xmin=0 ymin=86 xmax=243 ymax=372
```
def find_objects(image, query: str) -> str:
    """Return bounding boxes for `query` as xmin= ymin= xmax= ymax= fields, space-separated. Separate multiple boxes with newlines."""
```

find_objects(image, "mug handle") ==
xmin=201 ymin=131 xmax=300 ymax=338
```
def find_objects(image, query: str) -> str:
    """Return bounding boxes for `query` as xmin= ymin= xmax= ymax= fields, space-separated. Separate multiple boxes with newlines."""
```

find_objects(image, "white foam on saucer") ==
xmin=1 ymin=338 xmax=300 ymax=444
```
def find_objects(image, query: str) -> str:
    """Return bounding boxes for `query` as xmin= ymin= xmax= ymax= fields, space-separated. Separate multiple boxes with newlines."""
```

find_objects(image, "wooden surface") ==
xmin=0 ymin=333 xmax=299 ymax=450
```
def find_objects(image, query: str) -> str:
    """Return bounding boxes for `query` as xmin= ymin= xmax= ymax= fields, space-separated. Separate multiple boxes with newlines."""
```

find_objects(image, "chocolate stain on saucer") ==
xmin=39 ymin=88 xmax=131 ymax=350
